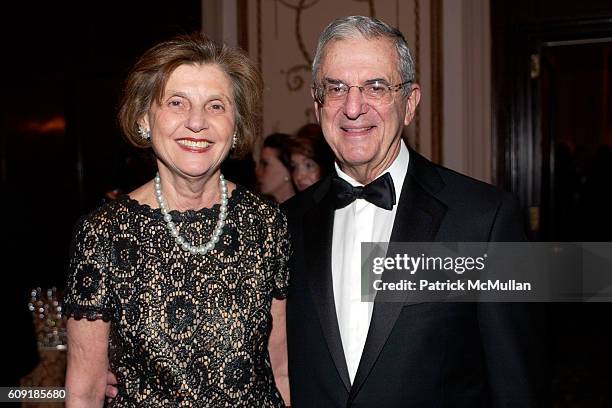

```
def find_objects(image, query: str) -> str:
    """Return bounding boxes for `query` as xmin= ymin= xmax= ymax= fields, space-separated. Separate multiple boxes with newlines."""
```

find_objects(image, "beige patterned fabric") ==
xmin=63 ymin=186 xmax=290 ymax=407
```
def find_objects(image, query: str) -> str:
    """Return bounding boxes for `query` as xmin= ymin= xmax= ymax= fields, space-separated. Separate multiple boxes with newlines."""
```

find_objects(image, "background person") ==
xmin=287 ymin=123 xmax=335 ymax=191
xmin=256 ymin=133 xmax=296 ymax=203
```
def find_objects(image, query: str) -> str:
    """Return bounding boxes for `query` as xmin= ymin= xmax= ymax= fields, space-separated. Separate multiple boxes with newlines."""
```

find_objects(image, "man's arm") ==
xmin=269 ymin=298 xmax=290 ymax=406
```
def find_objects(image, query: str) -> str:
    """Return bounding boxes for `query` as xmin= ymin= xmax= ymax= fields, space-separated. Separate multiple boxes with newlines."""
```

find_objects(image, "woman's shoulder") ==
xmin=235 ymin=185 xmax=282 ymax=211
xmin=233 ymin=185 xmax=287 ymax=224
xmin=75 ymin=197 xmax=132 ymax=232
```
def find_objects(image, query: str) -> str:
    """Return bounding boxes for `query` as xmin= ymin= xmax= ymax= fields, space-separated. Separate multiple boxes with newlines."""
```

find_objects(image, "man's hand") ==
xmin=105 ymin=371 xmax=118 ymax=403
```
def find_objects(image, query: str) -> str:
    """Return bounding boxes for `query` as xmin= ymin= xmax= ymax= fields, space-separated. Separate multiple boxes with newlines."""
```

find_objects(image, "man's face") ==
xmin=314 ymin=37 xmax=419 ymax=181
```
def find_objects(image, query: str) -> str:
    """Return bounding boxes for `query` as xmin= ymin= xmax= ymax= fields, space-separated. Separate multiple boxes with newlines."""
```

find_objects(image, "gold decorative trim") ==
xmin=237 ymin=0 xmax=249 ymax=52
xmin=281 ymin=64 xmax=311 ymax=91
xmin=430 ymin=0 xmax=443 ymax=163
xmin=257 ymin=0 xmax=263 ymax=138
xmin=277 ymin=0 xmax=320 ymax=92
xmin=257 ymin=0 xmax=262 ymax=72
xmin=276 ymin=0 xmax=375 ymax=92
xmin=413 ymin=0 xmax=421 ymax=151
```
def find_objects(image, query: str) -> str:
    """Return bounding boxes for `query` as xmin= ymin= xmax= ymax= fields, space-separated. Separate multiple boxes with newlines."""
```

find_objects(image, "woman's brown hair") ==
xmin=118 ymin=32 xmax=262 ymax=158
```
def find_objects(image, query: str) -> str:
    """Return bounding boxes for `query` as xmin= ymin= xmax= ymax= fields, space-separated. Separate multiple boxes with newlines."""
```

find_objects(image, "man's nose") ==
xmin=342 ymin=87 xmax=368 ymax=119
xmin=186 ymin=109 xmax=209 ymax=133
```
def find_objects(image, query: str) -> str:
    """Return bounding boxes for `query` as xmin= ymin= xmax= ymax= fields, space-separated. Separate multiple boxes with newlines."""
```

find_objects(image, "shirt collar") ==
xmin=334 ymin=139 xmax=410 ymax=203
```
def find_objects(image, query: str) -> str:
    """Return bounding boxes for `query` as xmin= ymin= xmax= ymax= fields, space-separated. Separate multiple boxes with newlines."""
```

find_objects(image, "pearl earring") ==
xmin=232 ymin=131 xmax=238 ymax=149
xmin=138 ymin=126 xmax=151 ymax=141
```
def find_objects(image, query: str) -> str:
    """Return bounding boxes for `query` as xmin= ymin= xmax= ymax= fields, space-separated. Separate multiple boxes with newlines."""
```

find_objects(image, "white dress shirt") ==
xmin=331 ymin=140 xmax=410 ymax=383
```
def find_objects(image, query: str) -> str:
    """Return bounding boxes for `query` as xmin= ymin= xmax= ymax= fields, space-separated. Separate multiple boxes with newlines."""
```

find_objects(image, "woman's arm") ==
xmin=65 ymin=318 xmax=110 ymax=408
xmin=269 ymin=298 xmax=290 ymax=406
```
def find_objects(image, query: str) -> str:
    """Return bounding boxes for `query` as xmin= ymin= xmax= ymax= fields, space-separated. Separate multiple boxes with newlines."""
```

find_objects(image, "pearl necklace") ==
xmin=154 ymin=172 xmax=228 ymax=255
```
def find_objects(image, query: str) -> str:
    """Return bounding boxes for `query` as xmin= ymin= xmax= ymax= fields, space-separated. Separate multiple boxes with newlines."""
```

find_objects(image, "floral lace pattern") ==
xmin=63 ymin=186 xmax=290 ymax=407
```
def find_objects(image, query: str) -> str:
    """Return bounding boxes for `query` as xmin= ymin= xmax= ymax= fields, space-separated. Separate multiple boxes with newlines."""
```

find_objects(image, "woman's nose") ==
xmin=186 ymin=109 xmax=209 ymax=133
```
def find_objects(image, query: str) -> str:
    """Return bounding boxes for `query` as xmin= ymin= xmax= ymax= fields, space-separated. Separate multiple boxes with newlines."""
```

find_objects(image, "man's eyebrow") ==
xmin=363 ymin=78 xmax=390 ymax=84
xmin=322 ymin=77 xmax=343 ymax=84
xmin=322 ymin=77 xmax=391 ymax=84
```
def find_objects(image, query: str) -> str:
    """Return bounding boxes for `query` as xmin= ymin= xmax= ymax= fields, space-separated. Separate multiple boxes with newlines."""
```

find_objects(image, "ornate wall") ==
xmin=205 ymin=0 xmax=493 ymax=181
xmin=245 ymin=0 xmax=442 ymax=162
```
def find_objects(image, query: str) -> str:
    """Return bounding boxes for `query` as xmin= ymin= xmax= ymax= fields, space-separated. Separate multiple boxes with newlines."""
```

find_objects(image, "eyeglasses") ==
xmin=314 ymin=79 xmax=411 ymax=106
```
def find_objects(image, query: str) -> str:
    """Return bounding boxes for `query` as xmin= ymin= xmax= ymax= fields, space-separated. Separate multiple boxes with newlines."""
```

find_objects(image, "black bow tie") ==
xmin=332 ymin=172 xmax=396 ymax=210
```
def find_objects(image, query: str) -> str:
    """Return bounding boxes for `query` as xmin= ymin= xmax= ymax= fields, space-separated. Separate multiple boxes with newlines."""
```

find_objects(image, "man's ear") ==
xmin=403 ymin=83 xmax=421 ymax=126
xmin=311 ymin=87 xmax=321 ymax=123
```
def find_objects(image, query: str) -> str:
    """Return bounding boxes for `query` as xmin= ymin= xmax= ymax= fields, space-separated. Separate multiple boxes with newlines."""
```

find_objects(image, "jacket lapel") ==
xmin=303 ymin=177 xmax=352 ymax=391
xmin=348 ymin=150 xmax=448 ymax=401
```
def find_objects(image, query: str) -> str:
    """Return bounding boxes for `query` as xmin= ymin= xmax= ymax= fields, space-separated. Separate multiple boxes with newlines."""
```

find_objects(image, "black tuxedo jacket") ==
xmin=282 ymin=149 xmax=547 ymax=407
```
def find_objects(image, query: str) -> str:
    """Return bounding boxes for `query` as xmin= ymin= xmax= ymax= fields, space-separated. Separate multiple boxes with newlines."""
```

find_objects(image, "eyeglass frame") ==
xmin=312 ymin=79 xmax=413 ymax=106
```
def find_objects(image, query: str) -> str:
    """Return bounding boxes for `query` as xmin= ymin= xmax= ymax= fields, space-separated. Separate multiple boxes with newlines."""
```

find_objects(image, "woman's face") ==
xmin=290 ymin=153 xmax=322 ymax=191
xmin=256 ymin=147 xmax=291 ymax=196
xmin=142 ymin=63 xmax=236 ymax=180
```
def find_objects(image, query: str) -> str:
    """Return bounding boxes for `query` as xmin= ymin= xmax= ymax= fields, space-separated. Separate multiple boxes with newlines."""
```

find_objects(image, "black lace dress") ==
xmin=63 ymin=186 xmax=290 ymax=407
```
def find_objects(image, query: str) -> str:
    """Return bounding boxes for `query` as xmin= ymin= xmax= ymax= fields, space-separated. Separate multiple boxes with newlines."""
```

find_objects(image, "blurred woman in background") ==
xmin=256 ymin=133 xmax=295 ymax=203
xmin=287 ymin=123 xmax=334 ymax=191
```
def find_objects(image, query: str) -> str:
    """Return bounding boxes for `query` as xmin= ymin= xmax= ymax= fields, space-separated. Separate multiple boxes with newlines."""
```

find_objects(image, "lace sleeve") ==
xmin=62 ymin=215 xmax=115 ymax=321
xmin=269 ymin=209 xmax=292 ymax=300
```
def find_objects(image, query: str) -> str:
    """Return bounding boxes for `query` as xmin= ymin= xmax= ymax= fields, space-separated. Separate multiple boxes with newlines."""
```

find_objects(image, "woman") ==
xmin=255 ymin=133 xmax=295 ymax=203
xmin=63 ymin=33 xmax=290 ymax=407
xmin=287 ymin=124 xmax=334 ymax=191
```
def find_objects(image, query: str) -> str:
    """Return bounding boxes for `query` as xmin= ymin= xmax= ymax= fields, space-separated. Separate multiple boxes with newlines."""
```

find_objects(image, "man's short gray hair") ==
xmin=312 ymin=16 xmax=416 ymax=98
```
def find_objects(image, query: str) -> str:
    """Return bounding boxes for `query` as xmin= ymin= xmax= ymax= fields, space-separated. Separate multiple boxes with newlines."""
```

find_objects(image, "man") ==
xmin=283 ymin=16 xmax=546 ymax=407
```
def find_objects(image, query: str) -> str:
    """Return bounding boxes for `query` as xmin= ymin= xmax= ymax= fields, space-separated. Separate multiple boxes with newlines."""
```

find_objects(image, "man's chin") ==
xmin=337 ymin=151 xmax=377 ymax=169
